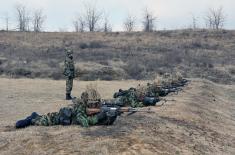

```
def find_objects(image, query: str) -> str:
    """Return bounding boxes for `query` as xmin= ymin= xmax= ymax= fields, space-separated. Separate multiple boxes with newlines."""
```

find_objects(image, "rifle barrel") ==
xmin=86 ymin=107 xmax=154 ymax=115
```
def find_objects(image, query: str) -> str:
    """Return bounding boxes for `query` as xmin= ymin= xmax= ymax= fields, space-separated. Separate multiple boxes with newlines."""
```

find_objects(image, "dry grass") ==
xmin=0 ymin=30 xmax=234 ymax=83
xmin=0 ymin=78 xmax=235 ymax=155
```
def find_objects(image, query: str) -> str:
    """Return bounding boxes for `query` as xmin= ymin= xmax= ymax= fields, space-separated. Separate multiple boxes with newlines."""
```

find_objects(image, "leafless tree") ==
xmin=205 ymin=7 xmax=226 ymax=30
xmin=32 ymin=9 xmax=46 ymax=32
xmin=73 ymin=20 xmax=78 ymax=32
xmin=84 ymin=3 xmax=102 ymax=32
xmin=191 ymin=14 xmax=198 ymax=29
xmin=123 ymin=14 xmax=136 ymax=32
xmin=103 ymin=14 xmax=112 ymax=32
xmin=3 ymin=12 xmax=10 ymax=31
xmin=73 ymin=20 xmax=79 ymax=32
xmin=142 ymin=8 xmax=156 ymax=32
xmin=15 ymin=4 xmax=30 ymax=31
xmin=6 ymin=14 xmax=9 ymax=31
xmin=73 ymin=15 xmax=85 ymax=32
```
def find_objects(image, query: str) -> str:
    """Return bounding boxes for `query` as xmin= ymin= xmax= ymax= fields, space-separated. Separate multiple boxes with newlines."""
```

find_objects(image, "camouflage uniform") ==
xmin=31 ymin=103 xmax=98 ymax=127
xmin=63 ymin=48 xmax=75 ymax=100
xmin=144 ymin=83 xmax=168 ymax=97
xmin=113 ymin=88 xmax=144 ymax=108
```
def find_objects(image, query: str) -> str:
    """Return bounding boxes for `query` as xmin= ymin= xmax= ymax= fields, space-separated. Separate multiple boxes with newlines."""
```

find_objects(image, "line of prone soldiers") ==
xmin=16 ymin=73 xmax=189 ymax=129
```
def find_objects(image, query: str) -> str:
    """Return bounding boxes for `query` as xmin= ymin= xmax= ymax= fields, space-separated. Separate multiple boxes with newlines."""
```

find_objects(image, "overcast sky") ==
xmin=0 ymin=0 xmax=234 ymax=31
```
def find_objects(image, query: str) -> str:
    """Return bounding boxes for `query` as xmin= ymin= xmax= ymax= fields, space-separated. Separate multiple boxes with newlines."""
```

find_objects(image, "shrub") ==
xmin=79 ymin=73 xmax=98 ymax=81
xmin=124 ymin=60 xmax=145 ymax=79
xmin=50 ymin=71 xmax=63 ymax=80
xmin=229 ymin=68 xmax=235 ymax=75
xmin=89 ymin=41 xmax=103 ymax=48
xmin=100 ymin=74 xmax=114 ymax=81
xmin=14 ymin=68 xmax=32 ymax=77
xmin=0 ymin=67 xmax=3 ymax=75
xmin=208 ymin=63 xmax=214 ymax=68
xmin=79 ymin=43 xmax=89 ymax=49
xmin=79 ymin=41 xmax=104 ymax=49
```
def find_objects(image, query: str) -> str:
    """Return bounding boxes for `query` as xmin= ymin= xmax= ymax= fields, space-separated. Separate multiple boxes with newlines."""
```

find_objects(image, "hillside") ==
xmin=0 ymin=30 xmax=235 ymax=84
xmin=0 ymin=78 xmax=234 ymax=155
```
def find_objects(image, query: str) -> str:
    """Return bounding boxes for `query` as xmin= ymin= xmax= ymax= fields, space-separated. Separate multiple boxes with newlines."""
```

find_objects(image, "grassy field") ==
xmin=0 ymin=78 xmax=234 ymax=155
xmin=0 ymin=30 xmax=235 ymax=83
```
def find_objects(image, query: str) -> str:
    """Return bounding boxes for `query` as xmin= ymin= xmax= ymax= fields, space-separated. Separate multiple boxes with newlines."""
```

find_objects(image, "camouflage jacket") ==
xmin=113 ymin=88 xmax=144 ymax=108
xmin=64 ymin=56 xmax=75 ymax=78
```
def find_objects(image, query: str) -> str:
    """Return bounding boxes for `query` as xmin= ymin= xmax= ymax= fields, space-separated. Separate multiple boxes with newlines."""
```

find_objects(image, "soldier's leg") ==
xmin=66 ymin=77 xmax=73 ymax=100
xmin=70 ymin=78 xmax=73 ymax=92
xmin=31 ymin=106 xmax=73 ymax=126
xmin=31 ymin=112 xmax=60 ymax=126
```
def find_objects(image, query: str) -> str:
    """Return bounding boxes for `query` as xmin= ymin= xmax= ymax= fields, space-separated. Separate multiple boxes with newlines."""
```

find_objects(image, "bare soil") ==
xmin=0 ymin=78 xmax=234 ymax=155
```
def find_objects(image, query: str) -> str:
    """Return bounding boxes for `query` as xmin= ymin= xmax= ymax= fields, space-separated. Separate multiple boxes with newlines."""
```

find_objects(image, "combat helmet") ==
xmin=65 ymin=48 xmax=73 ymax=56
xmin=81 ymin=87 xmax=102 ymax=108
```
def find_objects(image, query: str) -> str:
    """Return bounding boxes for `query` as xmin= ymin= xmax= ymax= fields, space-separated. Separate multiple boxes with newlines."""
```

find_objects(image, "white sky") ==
xmin=0 ymin=0 xmax=234 ymax=31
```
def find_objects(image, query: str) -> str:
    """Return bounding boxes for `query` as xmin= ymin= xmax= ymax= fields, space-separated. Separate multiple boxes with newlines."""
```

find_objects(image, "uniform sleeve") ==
xmin=87 ymin=115 xmax=98 ymax=126
xmin=73 ymin=112 xmax=98 ymax=127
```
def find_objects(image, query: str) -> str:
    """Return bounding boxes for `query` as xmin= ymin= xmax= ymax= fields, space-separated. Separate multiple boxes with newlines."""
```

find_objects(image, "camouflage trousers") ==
xmin=31 ymin=112 xmax=60 ymax=126
xmin=66 ymin=77 xmax=73 ymax=94
xmin=31 ymin=106 xmax=99 ymax=127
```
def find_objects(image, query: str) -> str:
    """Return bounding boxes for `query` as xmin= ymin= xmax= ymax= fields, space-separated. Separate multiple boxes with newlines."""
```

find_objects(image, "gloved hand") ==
xmin=97 ymin=106 xmax=119 ymax=125
xmin=96 ymin=107 xmax=107 ymax=122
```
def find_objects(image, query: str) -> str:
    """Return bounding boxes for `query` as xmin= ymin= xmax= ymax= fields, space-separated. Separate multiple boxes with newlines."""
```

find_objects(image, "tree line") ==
xmin=1 ymin=3 xmax=227 ymax=32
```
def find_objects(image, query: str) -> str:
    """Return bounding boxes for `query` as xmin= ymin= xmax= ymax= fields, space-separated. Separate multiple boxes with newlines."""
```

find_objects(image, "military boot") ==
xmin=66 ymin=93 xmax=72 ymax=100
xmin=16 ymin=112 xmax=39 ymax=128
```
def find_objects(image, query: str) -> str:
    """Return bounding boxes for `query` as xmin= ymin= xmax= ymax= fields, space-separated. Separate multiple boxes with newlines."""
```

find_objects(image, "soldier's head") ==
xmin=175 ymin=72 xmax=183 ymax=81
xmin=81 ymin=89 xmax=101 ymax=108
xmin=163 ymin=73 xmax=170 ymax=78
xmin=66 ymin=48 xmax=73 ymax=59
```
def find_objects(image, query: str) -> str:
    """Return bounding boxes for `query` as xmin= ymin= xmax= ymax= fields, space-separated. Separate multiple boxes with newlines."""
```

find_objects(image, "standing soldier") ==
xmin=63 ymin=47 xmax=75 ymax=100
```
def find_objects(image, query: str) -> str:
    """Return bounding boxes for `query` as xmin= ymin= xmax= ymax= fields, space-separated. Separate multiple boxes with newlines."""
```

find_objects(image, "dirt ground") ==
xmin=0 ymin=78 xmax=234 ymax=155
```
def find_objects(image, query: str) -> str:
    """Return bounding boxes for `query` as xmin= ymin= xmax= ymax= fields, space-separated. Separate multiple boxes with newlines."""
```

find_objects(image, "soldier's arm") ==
xmin=73 ymin=113 xmax=98 ymax=127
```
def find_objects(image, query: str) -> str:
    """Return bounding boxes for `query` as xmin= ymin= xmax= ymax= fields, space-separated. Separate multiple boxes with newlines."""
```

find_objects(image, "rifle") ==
xmin=86 ymin=104 xmax=155 ymax=116
xmin=154 ymin=79 xmax=189 ymax=89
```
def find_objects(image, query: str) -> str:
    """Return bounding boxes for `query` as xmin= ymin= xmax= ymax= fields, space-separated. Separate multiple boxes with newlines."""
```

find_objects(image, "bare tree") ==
xmin=142 ymin=8 xmax=156 ymax=32
xmin=2 ymin=12 xmax=10 ymax=31
xmin=6 ymin=14 xmax=9 ymax=31
xmin=73 ymin=20 xmax=79 ymax=32
xmin=191 ymin=14 xmax=198 ymax=29
xmin=205 ymin=7 xmax=226 ymax=30
xmin=15 ymin=4 xmax=30 ymax=31
xmin=123 ymin=14 xmax=136 ymax=32
xmin=73 ymin=15 xmax=85 ymax=32
xmin=84 ymin=3 xmax=102 ymax=32
xmin=32 ymin=9 xmax=46 ymax=32
xmin=103 ymin=14 xmax=112 ymax=32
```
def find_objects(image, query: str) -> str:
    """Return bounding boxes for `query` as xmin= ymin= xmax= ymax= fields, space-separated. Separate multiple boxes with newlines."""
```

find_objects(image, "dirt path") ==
xmin=0 ymin=78 xmax=234 ymax=155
